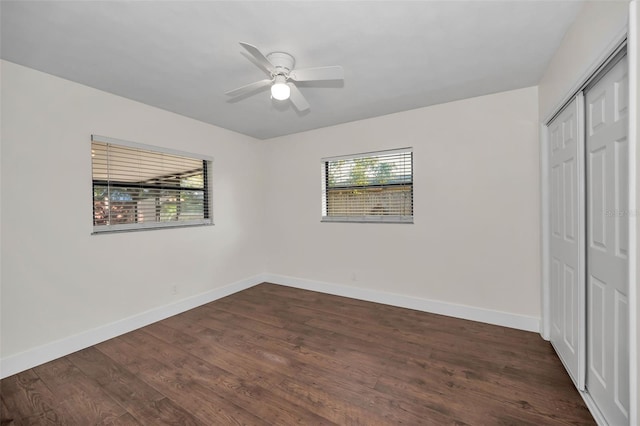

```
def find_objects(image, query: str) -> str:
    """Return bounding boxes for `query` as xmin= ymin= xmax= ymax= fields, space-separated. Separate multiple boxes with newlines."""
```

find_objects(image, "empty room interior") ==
xmin=1 ymin=1 xmax=639 ymax=425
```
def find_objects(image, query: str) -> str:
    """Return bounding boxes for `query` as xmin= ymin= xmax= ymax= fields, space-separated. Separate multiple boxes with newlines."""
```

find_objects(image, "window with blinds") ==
xmin=91 ymin=135 xmax=212 ymax=233
xmin=322 ymin=148 xmax=413 ymax=223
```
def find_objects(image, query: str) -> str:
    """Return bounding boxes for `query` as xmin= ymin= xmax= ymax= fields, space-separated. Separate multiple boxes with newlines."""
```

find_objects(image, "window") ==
xmin=91 ymin=135 xmax=212 ymax=233
xmin=322 ymin=148 xmax=413 ymax=223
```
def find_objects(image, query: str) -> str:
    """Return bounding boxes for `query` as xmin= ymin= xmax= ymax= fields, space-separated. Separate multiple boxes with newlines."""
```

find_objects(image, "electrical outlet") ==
xmin=171 ymin=285 xmax=178 ymax=295
xmin=351 ymin=272 xmax=357 ymax=282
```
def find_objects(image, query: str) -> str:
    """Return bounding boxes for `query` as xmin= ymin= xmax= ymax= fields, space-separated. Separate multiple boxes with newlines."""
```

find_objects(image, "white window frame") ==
xmin=91 ymin=135 xmax=213 ymax=234
xmin=321 ymin=148 xmax=414 ymax=224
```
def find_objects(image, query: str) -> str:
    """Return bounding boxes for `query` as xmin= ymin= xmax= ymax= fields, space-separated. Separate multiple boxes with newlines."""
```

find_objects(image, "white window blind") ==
xmin=322 ymin=148 xmax=413 ymax=223
xmin=91 ymin=135 xmax=213 ymax=233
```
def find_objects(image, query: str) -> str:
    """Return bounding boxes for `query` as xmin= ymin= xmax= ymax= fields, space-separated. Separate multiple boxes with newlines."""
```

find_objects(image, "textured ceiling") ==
xmin=1 ymin=1 xmax=583 ymax=140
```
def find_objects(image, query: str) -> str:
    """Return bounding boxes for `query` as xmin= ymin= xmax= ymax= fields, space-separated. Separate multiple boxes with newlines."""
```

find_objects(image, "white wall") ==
xmin=0 ymin=60 xmax=266 ymax=360
xmin=263 ymin=87 xmax=541 ymax=320
xmin=539 ymin=0 xmax=629 ymax=121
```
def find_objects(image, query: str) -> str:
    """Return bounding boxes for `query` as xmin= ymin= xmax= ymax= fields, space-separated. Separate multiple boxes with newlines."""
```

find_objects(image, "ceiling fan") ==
xmin=225 ymin=42 xmax=344 ymax=112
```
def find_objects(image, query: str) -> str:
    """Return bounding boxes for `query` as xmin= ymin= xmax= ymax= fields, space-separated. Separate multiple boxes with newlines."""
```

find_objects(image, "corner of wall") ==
xmin=0 ymin=274 xmax=267 ymax=379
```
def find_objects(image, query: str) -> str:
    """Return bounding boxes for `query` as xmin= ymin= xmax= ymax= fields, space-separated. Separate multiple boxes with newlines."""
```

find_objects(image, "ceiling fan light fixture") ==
xmin=271 ymin=75 xmax=290 ymax=100
xmin=226 ymin=42 xmax=344 ymax=112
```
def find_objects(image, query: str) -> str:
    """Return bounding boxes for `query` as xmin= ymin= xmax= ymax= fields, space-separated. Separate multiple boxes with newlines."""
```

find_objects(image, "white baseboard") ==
xmin=0 ymin=274 xmax=263 ymax=379
xmin=263 ymin=273 xmax=541 ymax=333
xmin=1 ymin=273 xmax=542 ymax=379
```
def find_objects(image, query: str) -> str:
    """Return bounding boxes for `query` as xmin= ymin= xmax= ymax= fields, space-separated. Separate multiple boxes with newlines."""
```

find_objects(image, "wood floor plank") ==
xmin=140 ymin=325 xmax=339 ymax=425
xmin=0 ymin=370 xmax=58 ymax=421
xmin=106 ymin=412 xmax=143 ymax=426
xmin=66 ymin=347 xmax=164 ymax=406
xmin=66 ymin=347 xmax=203 ymax=425
xmin=172 ymin=307 xmax=383 ymax=389
xmin=7 ymin=409 xmax=66 ymax=425
xmin=33 ymin=357 xmax=126 ymax=425
xmin=1 ymin=283 xmax=595 ymax=425
xmin=133 ymin=397 xmax=203 ymax=426
xmin=207 ymin=298 xmax=430 ymax=377
xmin=254 ymin=283 xmax=550 ymax=356
xmin=97 ymin=336 xmax=270 ymax=426
xmin=150 ymin=315 xmax=436 ymax=424
xmin=0 ymin=399 xmax=14 ymax=425
xmin=379 ymin=351 xmax=592 ymax=424
xmin=115 ymin=326 xmax=337 ymax=425
xmin=233 ymin=289 xmax=554 ymax=370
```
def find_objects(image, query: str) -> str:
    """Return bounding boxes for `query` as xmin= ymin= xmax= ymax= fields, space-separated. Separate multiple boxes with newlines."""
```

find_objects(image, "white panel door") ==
xmin=549 ymin=97 xmax=585 ymax=390
xmin=586 ymin=55 xmax=629 ymax=426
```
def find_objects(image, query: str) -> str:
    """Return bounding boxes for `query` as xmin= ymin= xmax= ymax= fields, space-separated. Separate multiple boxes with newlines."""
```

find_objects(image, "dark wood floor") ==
xmin=1 ymin=283 xmax=594 ymax=425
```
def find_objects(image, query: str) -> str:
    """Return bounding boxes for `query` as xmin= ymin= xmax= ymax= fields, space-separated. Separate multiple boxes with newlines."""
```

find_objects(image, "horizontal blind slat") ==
xmin=92 ymin=139 xmax=212 ymax=231
xmin=323 ymin=149 xmax=413 ymax=222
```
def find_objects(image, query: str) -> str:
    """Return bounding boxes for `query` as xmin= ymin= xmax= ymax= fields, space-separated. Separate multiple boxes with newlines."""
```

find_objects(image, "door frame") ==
xmin=540 ymin=27 xmax=636 ymax=425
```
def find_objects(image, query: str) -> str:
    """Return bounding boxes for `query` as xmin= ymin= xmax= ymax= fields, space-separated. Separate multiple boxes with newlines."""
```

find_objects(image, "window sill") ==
xmin=92 ymin=222 xmax=214 ymax=235
xmin=321 ymin=217 xmax=413 ymax=224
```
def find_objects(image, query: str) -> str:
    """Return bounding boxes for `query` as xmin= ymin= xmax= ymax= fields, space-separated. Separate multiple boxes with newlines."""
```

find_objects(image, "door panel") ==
xmin=563 ymin=264 xmax=576 ymax=349
xmin=589 ymin=147 xmax=607 ymax=250
xmin=585 ymin=54 xmax=629 ymax=426
xmin=614 ymin=290 xmax=629 ymax=415
xmin=589 ymin=275 xmax=606 ymax=385
xmin=615 ymin=139 xmax=629 ymax=258
xmin=548 ymin=97 xmax=585 ymax=390
xmin=564 ymin=158 xmax=576 ymax=241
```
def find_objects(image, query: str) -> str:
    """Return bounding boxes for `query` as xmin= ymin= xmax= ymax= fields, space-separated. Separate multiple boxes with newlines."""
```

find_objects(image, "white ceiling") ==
xmin=1 ymin=1 xmax=584 ymax=140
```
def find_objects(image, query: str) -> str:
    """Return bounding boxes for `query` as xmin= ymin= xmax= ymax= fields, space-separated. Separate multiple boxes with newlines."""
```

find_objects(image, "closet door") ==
xmin=585 ymin=54 xmax=629 ymax=426
xmin=548 ymin=97 xmax=585 ymax=390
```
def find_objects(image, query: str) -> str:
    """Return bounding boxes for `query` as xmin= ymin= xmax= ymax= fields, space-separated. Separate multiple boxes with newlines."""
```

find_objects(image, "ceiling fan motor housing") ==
xmin=267 ymin=52 xmax=295 ymax=76
xmin=226 ymin=42 xmax=344 ymax=112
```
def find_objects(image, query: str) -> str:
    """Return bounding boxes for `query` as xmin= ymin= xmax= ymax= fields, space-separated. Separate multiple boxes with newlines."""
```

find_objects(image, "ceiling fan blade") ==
xmin=239 ymin=42 xmax=276 ymax=75
xmin=288 ymin=83 xmax=310 ymax=112
xmin=225 ymin=79 xmax=272 ymax=97
xmin=289 ymin=66 xmax=344 ymax=82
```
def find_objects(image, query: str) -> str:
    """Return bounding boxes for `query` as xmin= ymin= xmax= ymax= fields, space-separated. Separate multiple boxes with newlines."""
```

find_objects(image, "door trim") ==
xmin=541 ymin=123 xmax=551 ymax=340
xmin=576 ymin=91 xmax=586 ymax=392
